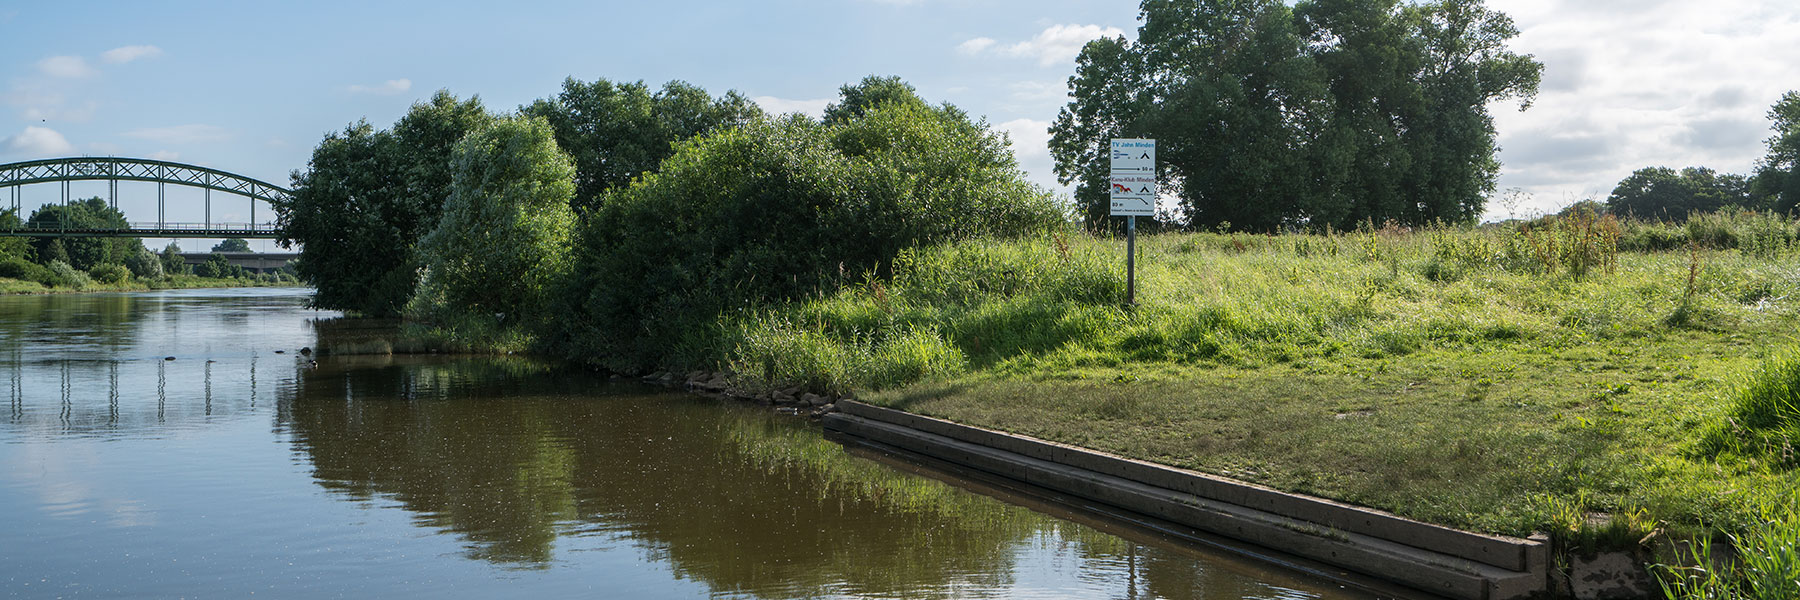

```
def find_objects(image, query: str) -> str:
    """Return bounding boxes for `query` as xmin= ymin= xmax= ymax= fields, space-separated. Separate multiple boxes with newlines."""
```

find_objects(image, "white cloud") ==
xmin=971 ymin=24 xmax=1124 ymax=68
xmin=1484 ymin=0 xmax=1800 ymax=218
xmin=101 ymin=45 xmax=163 ymax=64
xmin=124 ymin=124 xmax=233 ymax=144
xmin=347 ymin=79 xmax=412 ymax=95
xmin=2 ymin=126 xmax=75 ymax=156
xmin=998 ymin=118 xmax=1058 ymax=191
xmin=957 ymin=37 xmax=997 ymax=55
xmin=37 ymin=55 xmax=95 ymax=79
xmin=753 ymin=96 xmax=832 ymax=118
xmin=147 ymin=150 xmax=179 ymax=161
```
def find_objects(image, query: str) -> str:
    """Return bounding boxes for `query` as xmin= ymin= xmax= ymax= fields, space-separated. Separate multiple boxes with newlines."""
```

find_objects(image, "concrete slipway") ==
xmin=824 ymin=400 xmax=1551 ymax=600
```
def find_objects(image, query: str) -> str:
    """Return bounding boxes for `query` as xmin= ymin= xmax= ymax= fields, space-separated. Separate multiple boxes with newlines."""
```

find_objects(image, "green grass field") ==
xmin=727 ymin=213 xmax=1800 ymax=543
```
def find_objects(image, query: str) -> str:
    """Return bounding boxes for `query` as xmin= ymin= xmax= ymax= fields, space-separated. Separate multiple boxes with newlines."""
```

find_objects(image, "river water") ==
xmin=0 ymin=288 xmax=1371 ymax=599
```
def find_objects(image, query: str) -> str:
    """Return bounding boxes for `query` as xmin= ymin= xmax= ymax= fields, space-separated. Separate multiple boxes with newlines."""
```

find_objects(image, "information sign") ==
xmin=1109 ymin=139 xmax=1156 ymax=217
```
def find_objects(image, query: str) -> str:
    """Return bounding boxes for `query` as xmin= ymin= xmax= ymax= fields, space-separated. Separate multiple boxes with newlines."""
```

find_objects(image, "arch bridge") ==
xmin=0 ymin=157 xmax=289 ymax=238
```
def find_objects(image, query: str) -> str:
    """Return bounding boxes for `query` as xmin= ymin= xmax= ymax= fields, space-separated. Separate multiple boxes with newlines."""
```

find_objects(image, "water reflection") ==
xmin=279 ymin=355 xmax=1353 ymax=599
xmin=0 ymin=288 xmax=1364 ymax=599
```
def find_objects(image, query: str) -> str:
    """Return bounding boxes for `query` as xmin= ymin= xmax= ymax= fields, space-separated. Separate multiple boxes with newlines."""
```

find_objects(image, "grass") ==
xmin=715 ymin=213 xmax=1800 ymax=546
xmin=0 ymin=273 xmax=299 ymax=295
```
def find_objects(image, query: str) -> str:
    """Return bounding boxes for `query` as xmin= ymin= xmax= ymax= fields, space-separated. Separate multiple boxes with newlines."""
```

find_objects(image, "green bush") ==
xmin=46 ymin=260 xmax=91 ymax=288
xmin=123 ymin=246 xmax=164 ymax=279
xmin=0 ymin=257 xmax=53 ymax=285
xmin=88 ymin=263 xmax=130 ymax=284
xmin=562 ymin=99 xmax=1060 ymax=371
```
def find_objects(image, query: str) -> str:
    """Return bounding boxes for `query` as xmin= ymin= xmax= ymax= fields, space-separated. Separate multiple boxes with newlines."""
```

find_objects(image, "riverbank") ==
xmin=0 ymin=275 xmax=301 ymax=295
xmin=711 ymin=216 xmax=1800 ymax=546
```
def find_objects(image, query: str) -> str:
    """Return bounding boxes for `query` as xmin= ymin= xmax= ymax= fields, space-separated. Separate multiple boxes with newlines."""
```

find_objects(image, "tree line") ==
xmin=275 ymin=75 xmax=1058 ymax=371
xmin=0 ymin=199 xmax=285 ymax=287
xmin=1603 ymin=92 xmax=1800 ymax=221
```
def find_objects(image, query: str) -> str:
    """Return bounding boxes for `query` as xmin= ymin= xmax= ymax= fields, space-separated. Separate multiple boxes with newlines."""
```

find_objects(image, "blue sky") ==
xmin=3 ymin=0 xmax=1798 ymax=249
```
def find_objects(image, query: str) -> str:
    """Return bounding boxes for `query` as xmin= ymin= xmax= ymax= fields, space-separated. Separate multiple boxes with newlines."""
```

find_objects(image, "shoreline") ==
xmin=0 ymin=277 xmax=303 ymax=296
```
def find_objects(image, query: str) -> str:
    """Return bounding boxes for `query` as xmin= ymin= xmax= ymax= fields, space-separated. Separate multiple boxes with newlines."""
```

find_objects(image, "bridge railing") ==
xmin=3 ymin=221 xmax=276 ymax=231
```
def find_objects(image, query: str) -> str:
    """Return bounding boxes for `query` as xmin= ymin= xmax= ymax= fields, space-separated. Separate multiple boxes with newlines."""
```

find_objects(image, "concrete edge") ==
xmin=829 ymin=401 xmax=1549 ymax=598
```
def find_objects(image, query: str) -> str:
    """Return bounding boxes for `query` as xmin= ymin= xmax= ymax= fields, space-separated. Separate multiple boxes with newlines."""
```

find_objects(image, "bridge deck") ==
xmin=0 ymin=223 xmax=278 ymax=238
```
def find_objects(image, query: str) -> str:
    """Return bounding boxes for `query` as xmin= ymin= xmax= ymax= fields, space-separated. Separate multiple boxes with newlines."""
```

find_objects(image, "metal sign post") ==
xmin=1109 ymin=138 xmax=1155 ymax=306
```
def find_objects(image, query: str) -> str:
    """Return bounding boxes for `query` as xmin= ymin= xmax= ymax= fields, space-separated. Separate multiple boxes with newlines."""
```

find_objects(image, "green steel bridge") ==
xmin=0 ymin=157 xmax=288 ymax=239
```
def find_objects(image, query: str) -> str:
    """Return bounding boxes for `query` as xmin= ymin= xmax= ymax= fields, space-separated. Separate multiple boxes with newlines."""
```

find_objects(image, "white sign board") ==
xmin=1109 ymin=138 xmax=1156 ymax=217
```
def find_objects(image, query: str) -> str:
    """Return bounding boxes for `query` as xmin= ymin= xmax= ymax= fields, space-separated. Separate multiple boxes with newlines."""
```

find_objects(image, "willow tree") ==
xmin=409 ymin=115 xmax=576 ymax=341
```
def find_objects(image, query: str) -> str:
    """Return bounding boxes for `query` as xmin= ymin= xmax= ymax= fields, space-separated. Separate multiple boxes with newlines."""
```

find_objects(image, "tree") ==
xmin=212 ymin=238 xmax=251 ymax=252
xmin=1050 ymin=0 xmax=1541 ymax=231
xmin=0 ymin=209 xmax=27 ymax=262
xmin=198 ymin=253 xmax=245 ymax=279
xmin=160 ymin=242 xmax=188 ymax=276
xmin=1606 ymin=166 xmax=1752 ymax=220
xmin=562 ymin=81 xmax=1059 ymax=370
xmin=1752 ymin=91 xmax=1800 ymax=214
xmin=521 ymin=78 xmax=761 ymax=210
xmin=821 ymin=75 xmax=928 ymax=125
xmin=410 ymin=115 xmax=577 ymax=334
xmin=275 ymin=91 xmax=496 ymax=316
xmin=26 ymin=198 xmax=139 ymax=269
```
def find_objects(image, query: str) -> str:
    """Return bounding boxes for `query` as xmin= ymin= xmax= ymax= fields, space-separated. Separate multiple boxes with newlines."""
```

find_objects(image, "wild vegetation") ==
xmin=267 ymin=0 xmax=1800 ymax=593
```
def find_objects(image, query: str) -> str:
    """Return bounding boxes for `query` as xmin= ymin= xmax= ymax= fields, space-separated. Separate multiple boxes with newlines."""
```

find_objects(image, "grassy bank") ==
xmin=0 ymin=274 xmax=300 ymax=295
xmin=720 ymin=213 xmax=1800 ymax=544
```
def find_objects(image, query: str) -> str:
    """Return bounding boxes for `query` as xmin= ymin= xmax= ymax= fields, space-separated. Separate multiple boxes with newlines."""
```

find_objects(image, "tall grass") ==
xmin=1656 ymin=503 xmax=1800 ymax=600
xmin=1703 ymin=352 xmax=1800 ymax=470
xmin=719 ymin=214 xmax=1800 ymax=394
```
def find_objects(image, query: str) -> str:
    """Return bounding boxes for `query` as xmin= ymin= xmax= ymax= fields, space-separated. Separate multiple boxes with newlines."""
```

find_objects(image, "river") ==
xmin=0 ymin=287 xmax=1372 ymax=599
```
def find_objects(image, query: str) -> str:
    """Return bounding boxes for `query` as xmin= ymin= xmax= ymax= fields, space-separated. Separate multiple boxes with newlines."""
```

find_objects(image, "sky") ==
xmin=2 ymin=0 xmax=1797 ymax=251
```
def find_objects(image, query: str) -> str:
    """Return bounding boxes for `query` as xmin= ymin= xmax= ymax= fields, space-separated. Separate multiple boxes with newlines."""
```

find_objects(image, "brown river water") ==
xmin=0 ymin=287 xmax=1375 ymax=599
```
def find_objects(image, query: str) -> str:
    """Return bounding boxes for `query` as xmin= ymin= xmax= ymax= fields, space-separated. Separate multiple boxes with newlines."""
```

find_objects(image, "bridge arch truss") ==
xmin=0 ymin=156 xmax=292 ymax=238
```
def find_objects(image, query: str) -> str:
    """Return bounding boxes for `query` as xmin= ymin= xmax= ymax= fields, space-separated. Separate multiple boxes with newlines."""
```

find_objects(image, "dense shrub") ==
xmin=88 ymin=263 xmax=130 ymax=284
xmin=560 ymin=102 xmax=1060 ymax=371
xmin=45 ymin=260 xmax=91 ymax=288
xmin=123 ymin=246 xmax=164 ymax=279
xmin=0 ymin=256 xmax=54 ymax=285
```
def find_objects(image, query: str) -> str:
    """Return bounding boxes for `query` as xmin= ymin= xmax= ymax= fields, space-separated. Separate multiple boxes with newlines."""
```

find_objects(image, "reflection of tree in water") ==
xmin=279 ymin=356 xmax=1039 ymax=596
xmin=278 ymin=356 xmax=1343 ymax=600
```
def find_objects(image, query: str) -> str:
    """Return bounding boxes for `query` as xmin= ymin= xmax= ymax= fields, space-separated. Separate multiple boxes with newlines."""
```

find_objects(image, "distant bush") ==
xmin=123 ymin=247 xmax=164 ymax=279
xmin=87 ymin=263 xmax=130 ymax=284
xmin=46 ymin=260 xmax=91 ymax=288
xmin=0 ymin=256 xmax=54 ymax=286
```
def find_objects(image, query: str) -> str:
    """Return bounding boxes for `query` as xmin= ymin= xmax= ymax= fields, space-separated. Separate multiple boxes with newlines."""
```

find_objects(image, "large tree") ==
xmin=1051 ymin=0 xmax=1541 ymax=231
xmin=410 ymin=115 xmax=577 ymax=333
xmin=26 ymin=198 xmax=138 ymax=269
xmin=275 ymin=91 xmax=495 ymax=316
xmin=521 ymin=78 xmax=761 ymax=210
xmin=1752 ymin=91 xmax=1800 ymax=214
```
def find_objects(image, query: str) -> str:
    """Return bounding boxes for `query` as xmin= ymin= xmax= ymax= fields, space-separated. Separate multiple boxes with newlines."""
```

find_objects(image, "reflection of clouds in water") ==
xmin=4 ymin=438 xmax=157 ymax=528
